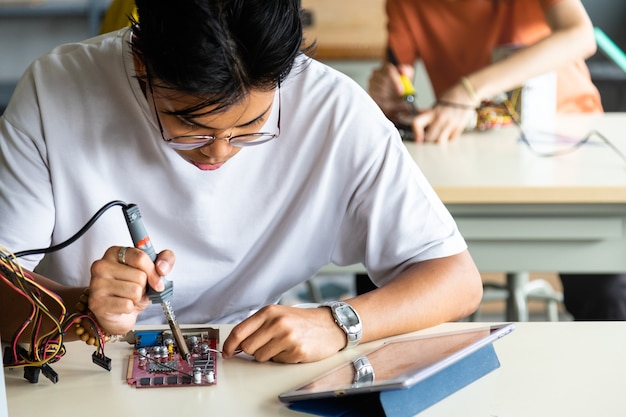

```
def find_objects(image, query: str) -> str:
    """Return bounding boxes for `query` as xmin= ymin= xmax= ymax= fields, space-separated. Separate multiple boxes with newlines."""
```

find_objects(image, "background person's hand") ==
xmin=411 ymin=105 xmax=476 ymax=143
xmin=368 ymin=62 xmax=417 ymax=122
xmin=411 ymin=81 xmax=477 ymax=143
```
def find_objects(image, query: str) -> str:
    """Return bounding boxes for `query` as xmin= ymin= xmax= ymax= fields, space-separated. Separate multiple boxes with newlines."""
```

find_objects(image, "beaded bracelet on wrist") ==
xmin=74 ymin=288 xmax=122 ymax=345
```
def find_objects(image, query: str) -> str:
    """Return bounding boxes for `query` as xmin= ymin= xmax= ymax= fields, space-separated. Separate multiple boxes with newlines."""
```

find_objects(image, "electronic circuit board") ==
xmin=126 ymin=327 xmax=219 ymax=388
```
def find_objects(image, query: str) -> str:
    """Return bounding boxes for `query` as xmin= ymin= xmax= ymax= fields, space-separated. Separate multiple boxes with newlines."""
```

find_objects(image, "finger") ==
xmin=246 ymin=334 xmax=285 ymax=363
xmin=222 ymin=315 xmax=262 ymax=358
xmin=90 ymin=261 xmax=145 ymax=303
xmin=447 ymin=125 xmax=464 ymax=142
xmin=89 ymin=282 xmax=140 ymax=314
xmin=251 ymin=338 xmax=292 ymax=363
xmin=155 ymin=250 xmax=175 ymax=276
xmin=110 ymin=246 xmax=173 ymax=293
xmin=412 ymin=112 xmax=433 ymax=143
xmin=432 ymin=119 xmax=457 ymax=143
xmin=91 ymin=246 xmax=157 ymax=307
xmin=433 ymin=114 xmax=466 ymax=143
xmin=223 ymin=305 xmax=294 ymax=361
xmin=116 ymin=246 xmax=156 ymax=271
xmin=148 ymin=250 xmax=176 ymax=292
xmin=94 ymin=247 xmax=145 ymax=284
xmin=397 ymin=63 xmax=415 ymax=80
xmin=385 ymin=63 xmax=407 ymax=97
xmin=231 ymin=317 xmax=301 ymax=363
xmin=424 ymin=106 xmax=465 ymax=143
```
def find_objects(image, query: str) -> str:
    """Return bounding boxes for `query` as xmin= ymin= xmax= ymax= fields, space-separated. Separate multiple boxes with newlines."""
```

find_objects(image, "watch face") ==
xmin=337 ymin=305 xmax=360 ymax=326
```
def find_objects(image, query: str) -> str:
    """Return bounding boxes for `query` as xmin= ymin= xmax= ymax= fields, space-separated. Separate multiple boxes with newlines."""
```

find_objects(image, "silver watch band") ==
xmin=320 ymin=301 xmax=362 ymax=350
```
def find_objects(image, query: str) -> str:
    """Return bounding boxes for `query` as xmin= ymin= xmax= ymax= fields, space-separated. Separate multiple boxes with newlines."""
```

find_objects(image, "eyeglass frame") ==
xmin=147 ymin=77 xmax=281 ymax=151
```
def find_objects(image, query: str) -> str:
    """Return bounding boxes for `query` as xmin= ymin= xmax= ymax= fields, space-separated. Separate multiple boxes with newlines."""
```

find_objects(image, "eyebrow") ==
xmin=176 ymin=102 xmax=273 ymax=130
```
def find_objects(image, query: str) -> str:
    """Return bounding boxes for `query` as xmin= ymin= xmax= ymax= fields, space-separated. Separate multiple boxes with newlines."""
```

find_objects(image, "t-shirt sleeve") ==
xmin=331 ymin=133 xmax=467 ymax=285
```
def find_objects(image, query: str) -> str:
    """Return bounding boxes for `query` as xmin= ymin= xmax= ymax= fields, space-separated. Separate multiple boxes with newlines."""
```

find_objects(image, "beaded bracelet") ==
xmin=74 ymin=288 xmax=122 ymax=345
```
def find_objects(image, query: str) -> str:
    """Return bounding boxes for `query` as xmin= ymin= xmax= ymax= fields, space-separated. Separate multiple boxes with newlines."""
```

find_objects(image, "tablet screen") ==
xmin=279 ymin=323 xmax=514 ymax=403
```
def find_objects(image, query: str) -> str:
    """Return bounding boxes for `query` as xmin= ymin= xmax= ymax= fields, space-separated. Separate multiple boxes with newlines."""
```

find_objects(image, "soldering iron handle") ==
xmin=122 ymin=203 xmax=172 ymax=302
xmin=123 ymin=204 xmax=157 ymax=261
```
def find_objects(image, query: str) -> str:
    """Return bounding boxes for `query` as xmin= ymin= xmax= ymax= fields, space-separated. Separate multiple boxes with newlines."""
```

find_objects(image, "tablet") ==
xmin=278 ymin=323 xmax=514 ymax=403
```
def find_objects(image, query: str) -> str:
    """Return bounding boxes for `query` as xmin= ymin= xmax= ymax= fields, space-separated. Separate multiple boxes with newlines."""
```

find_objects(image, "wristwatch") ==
xmin=320 ymin=301 xmax=362 ymax=350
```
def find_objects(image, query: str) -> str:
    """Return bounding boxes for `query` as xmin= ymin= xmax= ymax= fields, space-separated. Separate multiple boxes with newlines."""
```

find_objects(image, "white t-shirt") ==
xmin=0 ymin=29 xmax=467 ymax=324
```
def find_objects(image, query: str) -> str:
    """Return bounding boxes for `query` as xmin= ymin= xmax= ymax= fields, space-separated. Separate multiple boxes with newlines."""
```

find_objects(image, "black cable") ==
xmin=14 ymin=200 xmax=129 ymax=258
xmin=2 ymin=200 xmax=129 ymax=379
xmin=499 ymin=100 xmax=626 ymax=164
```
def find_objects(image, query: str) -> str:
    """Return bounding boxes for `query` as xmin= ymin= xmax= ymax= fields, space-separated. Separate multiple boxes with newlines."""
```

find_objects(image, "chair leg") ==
xmin=476 ymin=273 xmax=563 ymax=322
xmin=506 ymin=272 xmax=530 ymax=321
xmin=524 ymin=278 xmax=563 ymax=321
xmin=546 ymin=299 xmax=559 ymax=321
xmin=305 ymin=278 xmax=323 ymax=303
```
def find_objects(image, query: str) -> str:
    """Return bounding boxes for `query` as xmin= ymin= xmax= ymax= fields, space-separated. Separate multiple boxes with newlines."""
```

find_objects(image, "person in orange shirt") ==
xmin=367 ymin=0 xmax=626 ymax=320
xmin=369 ymin=0 xmax=602 ymax=143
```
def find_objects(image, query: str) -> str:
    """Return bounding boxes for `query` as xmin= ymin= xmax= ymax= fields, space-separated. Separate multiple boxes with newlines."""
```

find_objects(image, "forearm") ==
xmin=349 ymin=250 xmax=483 ymax=343
xmin=464 ymin=0 xmax=596 ymax=103
xmin=221 ymin=250 xmax=483 ymax=363
xmin=0 ymin=269 xmax=85 ymax=343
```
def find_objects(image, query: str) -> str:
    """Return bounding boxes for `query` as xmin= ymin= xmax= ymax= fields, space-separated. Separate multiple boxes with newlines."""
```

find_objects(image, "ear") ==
xmin=133 ymin=51 xmax=147 ymax=79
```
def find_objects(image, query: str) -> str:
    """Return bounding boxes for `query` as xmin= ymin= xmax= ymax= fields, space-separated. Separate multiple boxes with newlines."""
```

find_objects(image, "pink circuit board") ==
xmin=126 ymin=327 xmax=219 ymax=388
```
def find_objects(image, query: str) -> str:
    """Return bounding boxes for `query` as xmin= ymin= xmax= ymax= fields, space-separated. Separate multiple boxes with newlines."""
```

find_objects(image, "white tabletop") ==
xmin=408 ymin=113 xmax=626 ymax=203
xmin=5 ymin=321 xmax=626 ymax=417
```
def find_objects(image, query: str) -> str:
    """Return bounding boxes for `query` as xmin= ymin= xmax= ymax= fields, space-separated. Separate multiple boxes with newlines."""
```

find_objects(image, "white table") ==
xmin=5 ymin=322 xmax=626 ymax=416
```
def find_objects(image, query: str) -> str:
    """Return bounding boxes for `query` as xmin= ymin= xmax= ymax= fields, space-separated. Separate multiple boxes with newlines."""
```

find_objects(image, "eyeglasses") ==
xmin=148 ymin=79 xmax=281 ymax=151
xmin=498 ymin=99 xmax=626 ymax=165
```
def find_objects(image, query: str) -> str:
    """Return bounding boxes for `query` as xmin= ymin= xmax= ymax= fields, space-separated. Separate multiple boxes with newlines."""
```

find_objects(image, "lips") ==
xmin=192 ymin=160 xmax=225 ymax=171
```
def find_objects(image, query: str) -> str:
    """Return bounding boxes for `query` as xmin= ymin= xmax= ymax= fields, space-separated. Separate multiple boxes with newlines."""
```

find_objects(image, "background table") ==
xmin=5 ymin=322 xmax=626 ymax=416
xmin=321 ymin=113 xmax=626 ymax=320
xmin=410 ymin=113 xmax=626 ymax=272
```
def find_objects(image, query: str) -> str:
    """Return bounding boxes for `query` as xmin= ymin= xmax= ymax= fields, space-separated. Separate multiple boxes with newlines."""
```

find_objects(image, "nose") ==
xmin=199 ymin=136 xmax=233 ymax=158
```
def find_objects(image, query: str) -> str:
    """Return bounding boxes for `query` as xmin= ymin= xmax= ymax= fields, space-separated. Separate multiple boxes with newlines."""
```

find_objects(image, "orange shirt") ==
xmin=387 ymin=0 xmax=603 ymax=113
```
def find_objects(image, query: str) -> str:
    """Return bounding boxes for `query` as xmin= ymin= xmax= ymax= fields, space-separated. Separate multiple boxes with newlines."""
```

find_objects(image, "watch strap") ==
xmin=320 ymin=301 xmax=362 ymax=350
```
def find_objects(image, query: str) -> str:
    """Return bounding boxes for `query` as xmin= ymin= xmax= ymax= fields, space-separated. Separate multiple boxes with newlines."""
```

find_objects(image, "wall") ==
xmin=581 ymin=0 xmax=626 ymax=110
xmin=0 ymin=0 xmax=110 ymax=109
xmin=1 ymin=0 xmax=625 ymax=111
xmin=583 ymin=0 xmax=626 ymax=52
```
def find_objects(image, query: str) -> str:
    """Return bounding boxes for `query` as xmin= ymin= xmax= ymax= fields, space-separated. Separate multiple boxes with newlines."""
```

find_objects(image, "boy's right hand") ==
xmin=88 ymin=246 xmax=175 ymax=335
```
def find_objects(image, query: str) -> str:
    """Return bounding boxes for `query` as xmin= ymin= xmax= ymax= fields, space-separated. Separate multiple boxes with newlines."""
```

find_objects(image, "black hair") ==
xmin=131 ymin=0 xmax=310 ymax=113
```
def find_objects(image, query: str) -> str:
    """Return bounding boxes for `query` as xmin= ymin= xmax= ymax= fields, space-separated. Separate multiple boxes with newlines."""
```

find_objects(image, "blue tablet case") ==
xmin=287 ymin=342 xmax=500 ymax=417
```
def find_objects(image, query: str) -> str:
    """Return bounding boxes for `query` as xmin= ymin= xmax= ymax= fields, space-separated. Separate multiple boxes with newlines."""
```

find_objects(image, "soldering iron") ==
xmin=122 ymin=204 xmax=191 ymax=364
xmin=386 ymin=47 xmax=418 ymax=116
